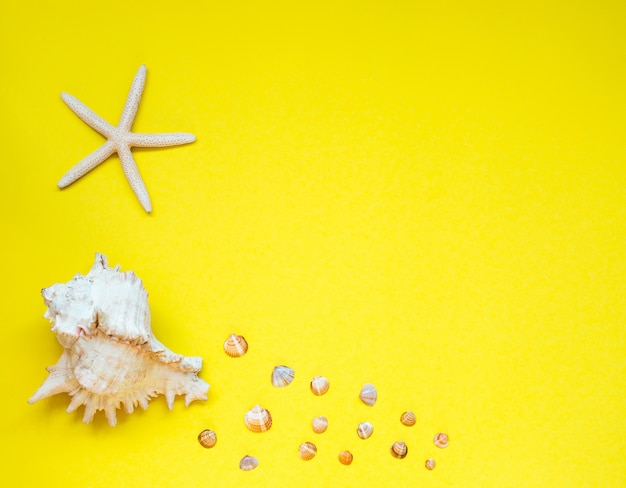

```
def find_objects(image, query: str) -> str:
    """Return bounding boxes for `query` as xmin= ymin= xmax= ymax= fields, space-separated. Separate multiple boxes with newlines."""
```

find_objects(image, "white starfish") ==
xmin=58 ymin=65 xmax=195 ymax=213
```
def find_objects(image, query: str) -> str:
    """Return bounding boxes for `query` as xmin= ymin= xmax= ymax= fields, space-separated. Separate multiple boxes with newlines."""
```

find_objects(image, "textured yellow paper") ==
xmin=1 ymin=1 xmax=625 ymax=486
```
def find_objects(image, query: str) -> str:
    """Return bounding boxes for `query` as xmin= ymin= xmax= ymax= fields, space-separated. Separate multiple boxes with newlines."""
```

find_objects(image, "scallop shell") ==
xmin=390 ymin=441 xmax=408 ymax=459
xmin=28 ymin=254 xmax=209 ymax=426
xmin=434 ymin=432 xmax=449 ymax=448
xmin=298 ymin=442 xmax=317 ymax=460
xmin=271 ymin=365 xmax=295 ymax=387
xmin=425 ymin=458 xmax=436 ymax=470
xmin=223 ymin=334 xmax=248 ymax=357
xmin=359 ymin=383 xmax=377 ymax=406
xmin=198 ymin=429 xmax=217 ymax=448
xmin=244 ymin=405 xmax=272 ymax=432
xmin=338 ymin=451 xmax=353 ymax=465
xmin=400 ymin=411 xmax=416 ymax=426
xmin=311 ymin=416 xmax=328 ymax=434
xmin=310 ymin=376 xmax=329 ymax=396
xmin=239 ymin=455 xmax=259 ymax=471
xmin=357 ymin=421 xmax=373 ymax=439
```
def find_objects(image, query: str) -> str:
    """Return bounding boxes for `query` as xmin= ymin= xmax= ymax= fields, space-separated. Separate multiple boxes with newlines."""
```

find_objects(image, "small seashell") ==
xmin=390 ymin=440 xmax=408 ymax=459
xmin=244 ymin=405 xmax=272 ymax=432
xmin=239 ymin=455 xmax=259 ymax=471
xmin=298 ymin=442 xmax=317 ymax=460
xmin=310 ymin=376 xmax=330 ymax=396
xmin=197 ymin=429 xmax=217 ymax=448
xmin=311 ymin=416 xmax=328 ymax=434
xmin=359 ymin=383 xmax=377 ymax=406
xmin=400 ymin=411 xmax=416 ymax=426
xmin=356 ymin=421 xmax=373 ymax=439
xmin=224 ymin=334 xmax=248 ymax=357
xmin=425 ymin=458 xmax=436 ymax=470
xmin=434 ymin=432 xmax=449 ymax=448
xmin=338 ymin=451 xmax=353 ymax=465
xmin=271 ymin=365 xmax=295 ymax=388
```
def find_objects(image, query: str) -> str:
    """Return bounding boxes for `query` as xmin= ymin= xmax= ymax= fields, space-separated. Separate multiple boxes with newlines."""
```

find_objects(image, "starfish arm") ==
xmin=58 ymin=141 xmax=116 ymax=188
xmin=118 ymin=65 xmax=147 ymax=132
xmin=117 ymin=144 xmax=152 ymax=213
xmin=127 ymin=132 xmax=196 ymax=147
xmin=61 ymin=93 xmax=115 ymax=138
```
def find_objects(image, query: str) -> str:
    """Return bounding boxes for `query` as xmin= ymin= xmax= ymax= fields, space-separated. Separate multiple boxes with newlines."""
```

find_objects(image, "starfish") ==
xmin=58 ymin=65 xmax=195 ymax=213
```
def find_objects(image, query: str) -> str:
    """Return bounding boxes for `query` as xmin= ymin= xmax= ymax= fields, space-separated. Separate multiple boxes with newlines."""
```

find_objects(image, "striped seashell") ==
xmin=390 ymin=441 xmax=408 ymax=459
xmin=400 ymin=411 xmax=416 ymax=426
xmin=356 ymin=421 xmax=373 ymax=439
xmin=239 ymin=455 xmax=259 ymax=471
xmin=359 ymin=383 xmax=377 ymax=406
xmin=244 ymin=405 xmax=272 ymax=432
xmin=338 ymin=450 xmax=353 ymax=465
xmin=425 ymin=458 xmax=436 ymax=470
xmin=271 ymin=365 xmax=295 ymax=387
xmin=310 ymin=376 xmax=329 ymax=396
xmin=223 ymin=334 xmax=248 ymax=357
xmin=298 ymin=442 xmax=317 ymax=460
xmin=311 ymin=416 xmax=328 ymax=434
xmin=197 ymin=429 xmax=217 ymax=448
xmin=433 ymin=432 xmax=449 ymax=448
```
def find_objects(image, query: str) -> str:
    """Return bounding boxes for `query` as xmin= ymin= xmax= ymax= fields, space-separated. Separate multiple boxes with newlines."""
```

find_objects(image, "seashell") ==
xmin=359 ymin=383 xmax=377 ymax=406
xmin=425 ymin=458 xmax=436 ymax=470
xmin=400 ymin=411 xmax=416 ymax=426
xmin=271 ymin=365 xmax=295 ymax=387
xmin=311 ymin=416 xmax=328 ymax=434
xmin=28 ymin=253 xmax=209 ymax=426
xmin=223 ymin=333 xmax=248 ymax=357
xmin=298 ymin=442 xmax=317 ymax=460
xmin=310 ymin=376 xmax=329 ymax=396
xmin=434 ymin=432 xmax=449 ymax=448
xmin=198 ymin=429 xmax=217 ymax=448
xmin=390 ymin=440 xmax=408 ymax=459
xmin=356 ymin=421 xmax=373 ymax=439
xmin=338 ymin=451 xmax=353 ymax=465
xmin=239 ymin=455 xmax=259 ymax=471
xmin=244 ymin=405 xmax=272 ymax=432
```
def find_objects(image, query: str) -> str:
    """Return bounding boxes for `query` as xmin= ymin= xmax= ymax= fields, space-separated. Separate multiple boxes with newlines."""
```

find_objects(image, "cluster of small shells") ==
xmin=198 ymin=333 xmax=449 ymax=471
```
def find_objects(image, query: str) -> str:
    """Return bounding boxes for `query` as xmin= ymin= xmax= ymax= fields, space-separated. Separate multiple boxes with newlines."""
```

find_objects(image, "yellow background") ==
xmin=1 ymin=0 xmax=625 ymax=486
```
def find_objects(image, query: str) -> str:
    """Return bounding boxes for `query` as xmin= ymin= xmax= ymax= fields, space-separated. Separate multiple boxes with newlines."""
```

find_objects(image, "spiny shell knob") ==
xmin=400 ymin=411 xmax=416 ymax=426
xmin=239 ymin=455 xmax=259 ymax=471
xmin=338 ymin=450 xmax=353 ymax=465
xmin=359 ymin=383 xmax=377 ymax=406
xmin=425 ymin=458 xmax=436 ymax=470
xmin=223 ymin=334 xmax=248 ymax=358
xmin=311 ymin=416 xmax=328 ymax=434
xmin=434 ymin=432 xmax=449 ymax=448
xmin=390 ymin=441 xmax=408 ymax=459
xmin=271 ymin=365 xmax=295 ymax=388
xmin=197 ymin=429 xmax=217 ymax=448
xmin=357 ymin=421 xmax=373 ymax=439
xmin=244 ymin=405 xmax=272 ymax=432
xmin=298 ymin=442 xmax=317 ymax=460
xmin=310 ymin=376 xmax=329 ymax=396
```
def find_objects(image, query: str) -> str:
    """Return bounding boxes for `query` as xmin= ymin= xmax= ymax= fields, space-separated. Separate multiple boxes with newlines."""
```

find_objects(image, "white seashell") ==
xmin=271 ymin=365 xmax=295 ymax=387
xmin=244 ymin=405 xmax=272 ymax=432
xmin=311 ymin=416 xmax=328 ymax=434
xmin=390 ymin=440 xmax=408 ymax=459
xmin=298 ymin=442 xmax=317 ymax=460
xmin=28 ymin=253 xmax=209 ymax=426
xmin=400 ymin=411 xmax=416 ymax=426
xmin=223 ymin=334 xmax=248 ymax=357
xmin=338 ymin=451 xmax=353 ymax=465
xmin=198 ymin=429 xmax=217 ymax=448
xmin=359 ymin=383 xmax=377 ymax=406
xmin=310 ymin=376 xmax=329 ymax=396
xmin=356 ymin=421 xmax=373 ymax=439
xmin=239 ymin=455 xmax=259 ymax=471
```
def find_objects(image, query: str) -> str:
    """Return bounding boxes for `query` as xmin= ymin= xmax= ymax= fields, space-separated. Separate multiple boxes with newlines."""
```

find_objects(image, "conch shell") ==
xmin=28 ymin=253 xmax=209 ymax=426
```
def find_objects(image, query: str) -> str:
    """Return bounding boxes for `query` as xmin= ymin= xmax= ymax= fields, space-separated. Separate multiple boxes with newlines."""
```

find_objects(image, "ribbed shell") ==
xmin=425 ymin=458 xmax=436 ymax=470
xmin=271 ymin=365 xmax=295 ymax=388
xmin=400 ymin=411 xmax=416 ymax=426
xmin=434 ymin=432 xmax=449 ymax=448
xmin=390 ymin=441 xmax=408 ymax=459
xmin=298 ymin=442 xmax=317 ymax=460
xmin=244 ymin=405 xmax=272 ymax=432
xmin=338 ymin=451 xmax=353 ymax=465
xmin=311 ymin=416 xmax=328 ymax=434
xmin=239 ymin=455 xmax=259 ymax=471
xmin=198 ymin=429 xmax=217 ymax=448
xmin=310 ymin=376 xmax=329 ymax=396
xmin=223 ymin=334 xmax=248 ymax=358
xmin=359 ymin=383 xmax=377 ymax=406
xmin=357 ymin=421 xmax=373 ymax=439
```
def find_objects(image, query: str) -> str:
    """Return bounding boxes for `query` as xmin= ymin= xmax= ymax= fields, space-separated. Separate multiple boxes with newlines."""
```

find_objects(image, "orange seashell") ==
xmin=338 ymin=450 xmax=353 ymax=465
xmin=400 ymin=411 xmax=416 ymax=426
xmin=310 ymin=376 xmax=329 ymax=396
xmin=425 ymin=458 xmax=436 ymax=470
xmin=298 ymin=442 xmax=317 ymax=460
xmin=311 ymin=416 xmax=328 ymax=434
xmin=434 ymin=432 xmax=449 ymax=448
xmin=244 ymin=405 xmax=272 ymax=432
xmin=197 ymin=429 xmax=217 ymax=448
xmin=223 ymin=334 xmax=248 ymax=357
xmin=390 ymin=441 xmax=408 ymax=459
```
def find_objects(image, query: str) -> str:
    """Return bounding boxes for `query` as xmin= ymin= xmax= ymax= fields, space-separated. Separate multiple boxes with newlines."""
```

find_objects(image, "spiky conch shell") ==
xmin=28 ymin=253 xmax=209 ymax=426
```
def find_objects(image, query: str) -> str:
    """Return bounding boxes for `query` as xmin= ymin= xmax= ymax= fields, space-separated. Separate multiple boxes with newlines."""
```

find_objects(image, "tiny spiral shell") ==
xmin=310 ymin=376 xmax=329 ymax=396
xmin=197 ymin=429 xmax=217 ymax=448
xmin=338 ymin=450 xmax=353 ymax=465
xmin=239 ymin=455 xmax=259 ymax=471
xmin=356 ymin=421 xmax=373 ymax=439
xmin=271 ymin=365 xmax=295 ymax=388
xmin=223 ymin=334 xmax=248 ymax=357
xmin=311 ymin=416 xmax=328 ymax=434
xmin=425 ymin=458 xmax=436 ymax=470
xmin=244 ymin=405 xmax=272 ymax=432
xmin=434 ymin=432 xmax=449 ymax=448
xmin=390 ymin=441 xmax=408 ymax=459
xmin=400 ymin=411 xmax=416 ymax=426
xmin=359 ymin=383 xmax=377 ymax=406
xmin=298 ymin=442 xmax=317 ymax=460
